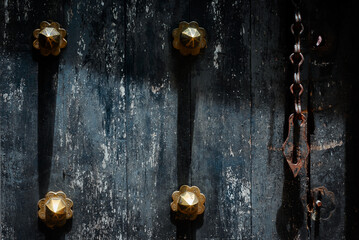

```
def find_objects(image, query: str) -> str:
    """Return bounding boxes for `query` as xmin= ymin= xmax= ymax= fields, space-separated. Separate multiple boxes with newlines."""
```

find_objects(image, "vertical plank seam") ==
xmin=249 ymin=0 xmax=253 ymax=238
xmin=305 ymin=3 xmax=312 ymax=238
xmin=189 ymin=0 xmax=192 ymax=188
xmin=189 ymin=1 xmax=193 ymax=238
xmin=123 ymin=0 xmax=129 ymax=238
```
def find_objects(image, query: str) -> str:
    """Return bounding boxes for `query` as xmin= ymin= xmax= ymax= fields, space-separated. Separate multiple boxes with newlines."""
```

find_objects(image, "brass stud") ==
xmin=38 ymin=191 xmax=73 ymax=229
xmin=172 ymin=21 xmax=207 ymax=56
xmin=33 ymin=21 xmax=67 ymax=56
xmin=171 ymin=185 xmax=205 ymax=220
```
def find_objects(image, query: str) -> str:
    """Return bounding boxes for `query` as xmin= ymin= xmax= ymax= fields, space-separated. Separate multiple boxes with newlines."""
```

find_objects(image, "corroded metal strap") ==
xmin=283 ymin=114 xmax=310 ymax=177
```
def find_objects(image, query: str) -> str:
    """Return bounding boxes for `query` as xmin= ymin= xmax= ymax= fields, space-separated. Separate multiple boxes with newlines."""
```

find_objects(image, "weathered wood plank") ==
xmin=124 ymin=0 xmax=188 ymax=239
xmin=48 ymin=1 xmax=128 ymax=239
xmin=189 ymin=0 xmax=252 ymax=239
xmin=251 ymin=0 xmax=290 ymax=239
xmin=0 ymin=52 xmax=39 ymax=240
xmin=0 ymin=0 xmax=62 ymax=238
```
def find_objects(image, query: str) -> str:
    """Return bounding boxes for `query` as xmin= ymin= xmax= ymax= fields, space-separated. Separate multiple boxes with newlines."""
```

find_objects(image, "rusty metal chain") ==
xmin=282 ymin=3 xmax=310 ymax=178
xmin=289 ymin=11 xmax=305 ymax=118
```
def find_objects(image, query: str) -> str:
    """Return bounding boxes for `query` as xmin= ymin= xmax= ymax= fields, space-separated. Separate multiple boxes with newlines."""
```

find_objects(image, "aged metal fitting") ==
xmin=172 ymin=21 xmax=207 ymax=56
xmin=282 ymin=114 xmax=310 ymax=177
xmin=171 ymin=185 xmax=205 ymax=220
xmin=33 ymin=21 xmax=67 ymax=56
xmin=302 ymin=186 xmax=336 ymax=221
xmin=38 ymin=191 xmax=73 ymax=228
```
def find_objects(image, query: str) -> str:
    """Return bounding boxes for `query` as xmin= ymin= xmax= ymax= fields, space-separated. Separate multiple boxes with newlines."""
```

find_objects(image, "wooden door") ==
xmin=1 ymin=0 xmax=358 ymax=239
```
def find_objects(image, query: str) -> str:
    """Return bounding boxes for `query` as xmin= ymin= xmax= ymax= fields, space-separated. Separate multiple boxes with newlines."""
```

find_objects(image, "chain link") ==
xmin=282 ymin=2 xmax=310 ymax=178
xmin=289 ymin=10 xmax=304 ymax=118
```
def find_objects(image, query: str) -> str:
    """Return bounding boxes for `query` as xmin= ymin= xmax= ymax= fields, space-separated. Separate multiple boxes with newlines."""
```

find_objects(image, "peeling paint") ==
xmin=311 ymin=140 xmax=344 ymax=151
xmin=213 ymin=44 xmax=222 ymax=69
xmin=1 ymin=78 xmax=25 ymax=111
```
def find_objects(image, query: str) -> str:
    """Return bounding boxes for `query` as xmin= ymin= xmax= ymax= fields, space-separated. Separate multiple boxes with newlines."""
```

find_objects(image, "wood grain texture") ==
xmin=1 ymin=0 xmax=358 ymax=239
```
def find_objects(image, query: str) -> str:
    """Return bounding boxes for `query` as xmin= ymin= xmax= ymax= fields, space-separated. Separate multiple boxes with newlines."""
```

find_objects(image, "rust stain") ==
xmin=268 ymin=140 xmax=343 ymax=152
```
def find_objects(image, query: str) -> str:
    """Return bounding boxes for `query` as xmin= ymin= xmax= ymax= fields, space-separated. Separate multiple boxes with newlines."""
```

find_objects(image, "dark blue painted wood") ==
xmin=1 ymin=0 xmax=358 ymax=239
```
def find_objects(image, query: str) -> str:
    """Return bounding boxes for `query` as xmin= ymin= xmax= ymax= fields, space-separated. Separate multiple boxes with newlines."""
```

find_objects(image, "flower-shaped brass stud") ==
xmin=171 ymin=185 xmax=206 ymax=220
xmin=33 ymin=21 xmax=67 ymax=56
xmin=38 ymin=191 xmax=73 ymax=229
xmin=172 ymin=21 xmax=207 ymax=56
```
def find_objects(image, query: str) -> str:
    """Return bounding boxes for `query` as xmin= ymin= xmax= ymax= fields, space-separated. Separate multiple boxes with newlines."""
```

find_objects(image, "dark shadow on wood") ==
xmin=173 ymin=53 xmax=197 ymax=188
xmin=38 ymin=218 xmax=72 ymax=240
xmin=176 ymin=67 xmax=191 ymax=187
xmin=36 ymin=53 xmax=59 ymax=199
xmin=170 ymin=210 xmax=204 ymax=240
xmin=276 ymin=163 xmax=304 ymax=240
xmin=171 ymin=45 xmax=199 ymax=239
xmin=344 ymin=2 xmax=359 ymax=234
xmin=344 ymin=51 xmax=359 ymax=239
